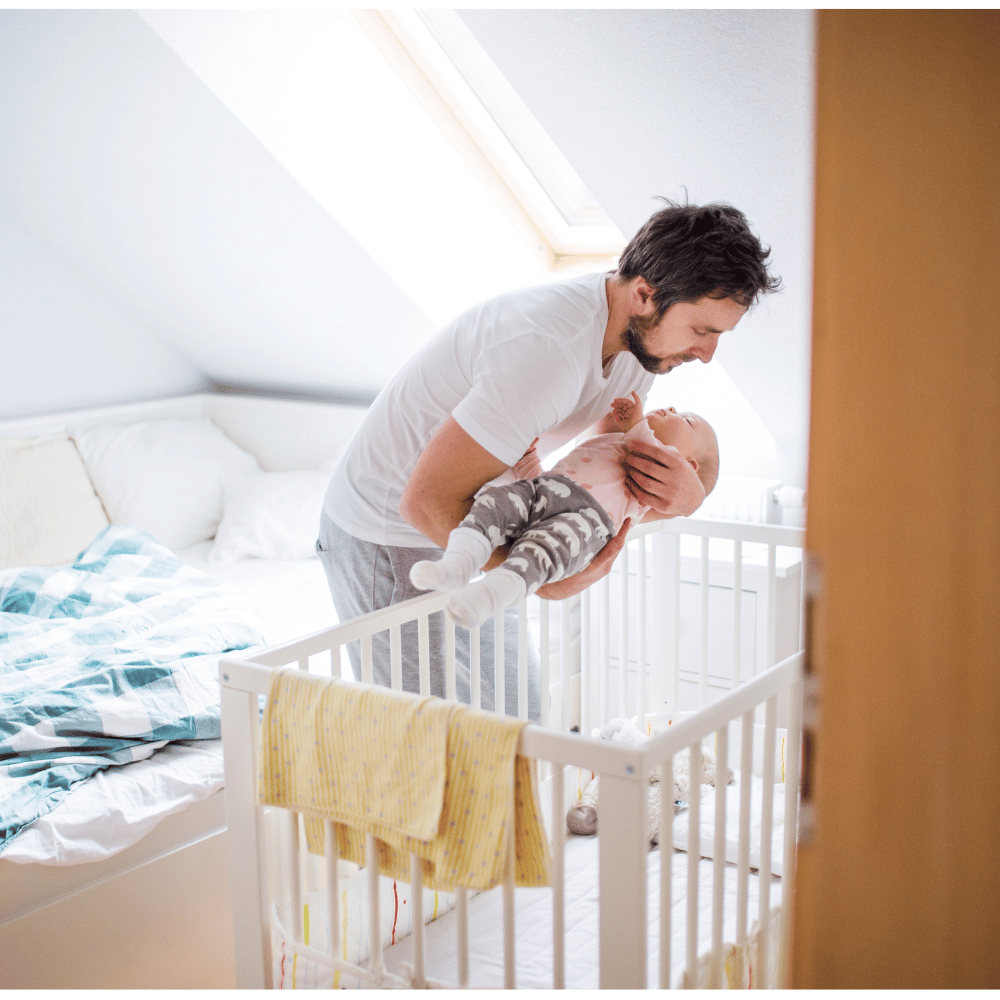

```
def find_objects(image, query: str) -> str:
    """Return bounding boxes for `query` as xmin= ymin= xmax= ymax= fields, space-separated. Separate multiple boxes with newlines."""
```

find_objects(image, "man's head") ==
xmin=644 ymin=408 xmax=720 ymax=497
xmin=617 ymin=200 xmax=781 ymax=375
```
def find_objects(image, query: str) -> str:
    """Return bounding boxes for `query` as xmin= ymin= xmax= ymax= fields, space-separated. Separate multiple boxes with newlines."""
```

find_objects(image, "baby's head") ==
xmin=644 ymin=408 xmax=720 ymax=497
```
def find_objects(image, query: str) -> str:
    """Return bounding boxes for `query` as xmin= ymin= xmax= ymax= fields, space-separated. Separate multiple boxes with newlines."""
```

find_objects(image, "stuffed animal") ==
xmin=566 ymin=717 xmax=735 ymax=844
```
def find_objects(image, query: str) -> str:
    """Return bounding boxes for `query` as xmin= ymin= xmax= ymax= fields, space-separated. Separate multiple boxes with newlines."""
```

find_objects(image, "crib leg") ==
xmin=598 ymin=772 xmax=648 ymax=989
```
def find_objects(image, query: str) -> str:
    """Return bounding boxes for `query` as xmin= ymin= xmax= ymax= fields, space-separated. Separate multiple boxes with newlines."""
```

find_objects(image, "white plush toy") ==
xmin=566 ymin=717 xmax=735 ymax=844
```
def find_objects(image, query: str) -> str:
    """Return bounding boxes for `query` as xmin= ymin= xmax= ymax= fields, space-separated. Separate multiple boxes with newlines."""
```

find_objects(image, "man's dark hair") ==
xmin=617 ymin=199 xmax=781 ymax=319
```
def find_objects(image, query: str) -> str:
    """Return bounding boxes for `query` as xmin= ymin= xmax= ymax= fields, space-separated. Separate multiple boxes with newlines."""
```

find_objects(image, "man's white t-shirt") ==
xmin=324 ymin=270 xmax=655 ymax=548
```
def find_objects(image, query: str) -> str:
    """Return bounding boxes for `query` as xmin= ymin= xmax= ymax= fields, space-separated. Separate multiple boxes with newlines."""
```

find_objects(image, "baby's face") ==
xmin=644 ymin=408 xmax=714 ymax=463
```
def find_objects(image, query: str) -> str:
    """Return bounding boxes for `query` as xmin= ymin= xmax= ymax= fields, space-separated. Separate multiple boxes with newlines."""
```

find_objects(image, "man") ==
xmin=317 ymin=200 xmax=780 ymax=715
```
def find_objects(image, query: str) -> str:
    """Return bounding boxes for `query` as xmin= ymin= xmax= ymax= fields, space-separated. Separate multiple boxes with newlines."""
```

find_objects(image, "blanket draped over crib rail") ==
xmin=0 ymin=525 xmax=264 ymax=853
xmin=260 ymin=669 xmax=551 ymax=891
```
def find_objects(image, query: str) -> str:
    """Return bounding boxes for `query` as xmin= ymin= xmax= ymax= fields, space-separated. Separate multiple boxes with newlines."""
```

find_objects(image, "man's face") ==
xmin=625 ymin=296 xmax=749 ymax=375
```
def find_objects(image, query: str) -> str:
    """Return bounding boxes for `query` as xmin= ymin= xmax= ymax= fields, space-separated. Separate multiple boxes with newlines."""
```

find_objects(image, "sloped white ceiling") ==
xmin=458 ymin=9 xmax=816 ymax=486
xmin=0 ymin=9 xmax=434 ymax=402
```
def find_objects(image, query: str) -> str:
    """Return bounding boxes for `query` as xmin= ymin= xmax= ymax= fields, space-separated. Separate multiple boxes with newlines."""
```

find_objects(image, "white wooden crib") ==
xmin=220 ymin=517 xmax=806 ymax=989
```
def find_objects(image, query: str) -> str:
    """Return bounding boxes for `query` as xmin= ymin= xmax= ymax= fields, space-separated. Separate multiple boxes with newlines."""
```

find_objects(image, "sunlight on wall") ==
xmin=645 ymin=360 xmax=779 ymax=480
xmin=139 ymin=9 xmax=561 ymax=327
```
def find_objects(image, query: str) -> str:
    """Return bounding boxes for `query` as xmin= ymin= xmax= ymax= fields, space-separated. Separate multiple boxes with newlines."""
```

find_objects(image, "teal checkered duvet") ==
xmin=0 ymin=526 xmax=265 ymax=853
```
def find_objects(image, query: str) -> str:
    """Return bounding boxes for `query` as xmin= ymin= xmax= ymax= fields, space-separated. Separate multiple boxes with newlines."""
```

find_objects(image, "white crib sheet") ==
xmin=3 ymin=549 xmax=337 ymax=864
xmin=380 ymin=835 xmax=784 ymax=989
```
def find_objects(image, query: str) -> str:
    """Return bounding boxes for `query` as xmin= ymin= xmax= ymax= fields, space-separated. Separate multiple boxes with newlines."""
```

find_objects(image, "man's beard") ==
xmin=624 ymin=314 xmax=695 ymax=375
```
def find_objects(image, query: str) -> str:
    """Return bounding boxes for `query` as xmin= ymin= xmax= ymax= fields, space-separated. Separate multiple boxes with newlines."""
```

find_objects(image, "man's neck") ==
xmin=602 ymin=273 xmax=630 ymax=368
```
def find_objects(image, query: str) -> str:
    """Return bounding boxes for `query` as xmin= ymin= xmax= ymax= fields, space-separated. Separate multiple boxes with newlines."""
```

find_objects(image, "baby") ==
xmin=410 ymin=393 xmax=719 ymax=629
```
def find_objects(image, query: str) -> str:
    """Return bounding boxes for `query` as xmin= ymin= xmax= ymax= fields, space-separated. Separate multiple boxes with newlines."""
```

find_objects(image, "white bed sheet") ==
xmin=3 ymin=549 xmax=337 ymax=864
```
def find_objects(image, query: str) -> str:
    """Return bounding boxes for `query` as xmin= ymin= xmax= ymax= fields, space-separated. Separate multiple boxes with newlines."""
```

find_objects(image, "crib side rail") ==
xmin=221 ymin=651 xmax=803 ymax=990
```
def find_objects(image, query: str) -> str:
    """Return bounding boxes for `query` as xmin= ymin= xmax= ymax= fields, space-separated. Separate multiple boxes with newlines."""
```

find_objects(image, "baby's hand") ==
xmin=512 ymin=438 xmax=542 ymax=480
xmin=608 ymin=391 xmax=643 ymax=432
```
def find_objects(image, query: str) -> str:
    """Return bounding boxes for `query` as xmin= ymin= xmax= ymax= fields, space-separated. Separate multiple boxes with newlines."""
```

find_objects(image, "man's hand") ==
xmin=511 ymin=438 xmax=542 ymax=481
xmin=535 ymin=519 xmax=632 ymax=601
xmin=623 ymin=438 xmax=705 ymax=518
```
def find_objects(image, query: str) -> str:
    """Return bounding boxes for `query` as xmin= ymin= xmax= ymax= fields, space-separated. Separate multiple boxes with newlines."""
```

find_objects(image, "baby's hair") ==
xmin=693 ymin=418 xmax=720 ymax=498
xmin=697 ymin=447 xmax=720 ymax=498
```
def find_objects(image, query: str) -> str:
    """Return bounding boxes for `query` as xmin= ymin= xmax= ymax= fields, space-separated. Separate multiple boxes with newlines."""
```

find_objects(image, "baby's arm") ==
xmin=606 ymin=390 xmax=645 ymax=434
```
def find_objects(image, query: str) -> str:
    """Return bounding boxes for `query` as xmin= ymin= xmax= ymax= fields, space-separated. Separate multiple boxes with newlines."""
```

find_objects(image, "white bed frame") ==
xmin=0 ymin=392 xmax=367 ymax=989
xmin=220 ymin=516 xmax=806 ymax=989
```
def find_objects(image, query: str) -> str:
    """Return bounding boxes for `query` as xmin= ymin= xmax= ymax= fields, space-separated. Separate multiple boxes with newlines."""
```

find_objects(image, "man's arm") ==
xmin=398 ymin=417 xmax=509 ymax=564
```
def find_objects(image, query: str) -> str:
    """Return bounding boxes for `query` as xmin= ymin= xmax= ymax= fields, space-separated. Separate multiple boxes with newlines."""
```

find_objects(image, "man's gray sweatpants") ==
xmin=317 ymin=511 xmax=540 ymax=720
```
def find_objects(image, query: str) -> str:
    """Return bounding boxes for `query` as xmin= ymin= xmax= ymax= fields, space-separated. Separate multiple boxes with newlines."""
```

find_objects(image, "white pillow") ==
xmin=0 ymin=435 xmax=110 ymax=569
xmin=210 ymin=470 xmax=329 ymax=563
xmin=72 ymin=417 xmax=262 ymax=550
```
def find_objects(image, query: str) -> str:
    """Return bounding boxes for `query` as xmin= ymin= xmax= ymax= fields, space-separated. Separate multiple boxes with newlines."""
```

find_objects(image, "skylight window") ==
xmin=354 ymin=10 xmax=625 ymax=270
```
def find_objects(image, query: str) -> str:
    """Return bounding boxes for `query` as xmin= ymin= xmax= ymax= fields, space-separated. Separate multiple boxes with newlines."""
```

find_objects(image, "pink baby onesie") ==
xmin=551 ymin=420 xmax=657 ymax=531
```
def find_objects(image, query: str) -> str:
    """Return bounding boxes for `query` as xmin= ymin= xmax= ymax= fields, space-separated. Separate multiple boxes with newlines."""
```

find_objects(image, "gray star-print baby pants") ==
xmin=460 ymin=474 xmax=616 ymax=593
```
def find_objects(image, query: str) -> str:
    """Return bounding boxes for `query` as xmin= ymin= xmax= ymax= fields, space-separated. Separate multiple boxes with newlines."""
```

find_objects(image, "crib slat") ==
xmin=551 ymin=761 xmax=565 ymax=989
xmin=540 ymin=600 xmax=551 ymax=729
xmin=686 ymin=741 xmax=702 ymax=983
xmin=361 ymin=634 xmax=373 ymax=685
xmin=778 ymin=676 xmax=804 ymax=988
xmin=736 ymin=710 xmax=753 ymax=951
xmin=325 ymin=820 xmax=340 ymax=959
xmin=598 ymin=772 xmax=647 ymax=988
xmin=456 ymin=888 xmax=470 ymax=988
xmin=757 ymin=695 xmax=778 ymax=987
xmin=732 ymin=540 xmax=743 ymax=689
xmin=659 ymin=752 xmax=674 ymax=989
xmin=619 ymin=543 xmax=628 ymax=719
xmin=766 ymin=543 xmax=778 ymax=669
xmin=503 ymin=783 xmax=516 ymax=988
xmin=418 ymin=615 xmax=430 ymax=696
xmin=637 ymin=539 xmax=647 ymax=725
xmin=599 ymin=576 xmax=610 ymax=726
xmin=288 ymin=811 xmax=303 ymax=945
xmin=445 ymin=617 xmax=457 ymax=702
xmin=410 ymin=853 xmax=426 ymax=988
xmin=650 ymin=530 xmax=680 ymax=713
xmin=366 ymin=833 xmax=384 ymax=979
xmin=494 ymin=610 xmax=505 ymax=716
xmin=470 ymin=624 xmax=481 ymax=710
xmin=711 ymin=724 xmax=729 ymax=988
xmin=700 ymin=536 xmax=710 ymax=706
xmin=560 ymin=598 xmax=571 ymax=731
xmin=390 ymin=625 xmax=402 ymax=691
xmin=580 ymin=587 xmax=590 ymax=737
xmin=518 ymin=598 xmax=528 ymax=720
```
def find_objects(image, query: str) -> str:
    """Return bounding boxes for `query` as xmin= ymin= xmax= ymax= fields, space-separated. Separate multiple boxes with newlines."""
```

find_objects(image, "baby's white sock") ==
xmin=445 ymin=569 xmax=527 ymax=630
xmin=409 ymin=527 xmax=493 ymax=592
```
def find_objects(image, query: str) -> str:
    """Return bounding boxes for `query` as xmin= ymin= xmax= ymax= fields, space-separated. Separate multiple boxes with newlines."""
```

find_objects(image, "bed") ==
xmin=220 ymin=514 xmax=806 ymax=989
xmin=0 ymin=393 xmax=367 ymax=989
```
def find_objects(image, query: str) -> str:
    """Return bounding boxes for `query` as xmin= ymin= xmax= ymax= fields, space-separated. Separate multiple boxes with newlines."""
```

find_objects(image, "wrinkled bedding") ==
xmin=0 ymin=526 xmax=264 ymax=855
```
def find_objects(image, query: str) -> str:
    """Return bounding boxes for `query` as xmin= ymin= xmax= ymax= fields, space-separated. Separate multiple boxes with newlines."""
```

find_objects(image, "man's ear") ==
xmin=630 ymin=277 xmax=657 ymax=316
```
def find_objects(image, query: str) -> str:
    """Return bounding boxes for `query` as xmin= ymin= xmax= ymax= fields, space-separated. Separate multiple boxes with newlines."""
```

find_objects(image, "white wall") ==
xmin=0 ymin=210 xmax=209 ymax=420
xmin=459 ymin=9 xmax=816 ymax=487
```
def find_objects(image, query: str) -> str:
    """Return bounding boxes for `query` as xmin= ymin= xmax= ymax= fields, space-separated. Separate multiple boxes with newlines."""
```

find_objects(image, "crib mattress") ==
xmin=373 ymin=836 xmax=783 ymax=989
